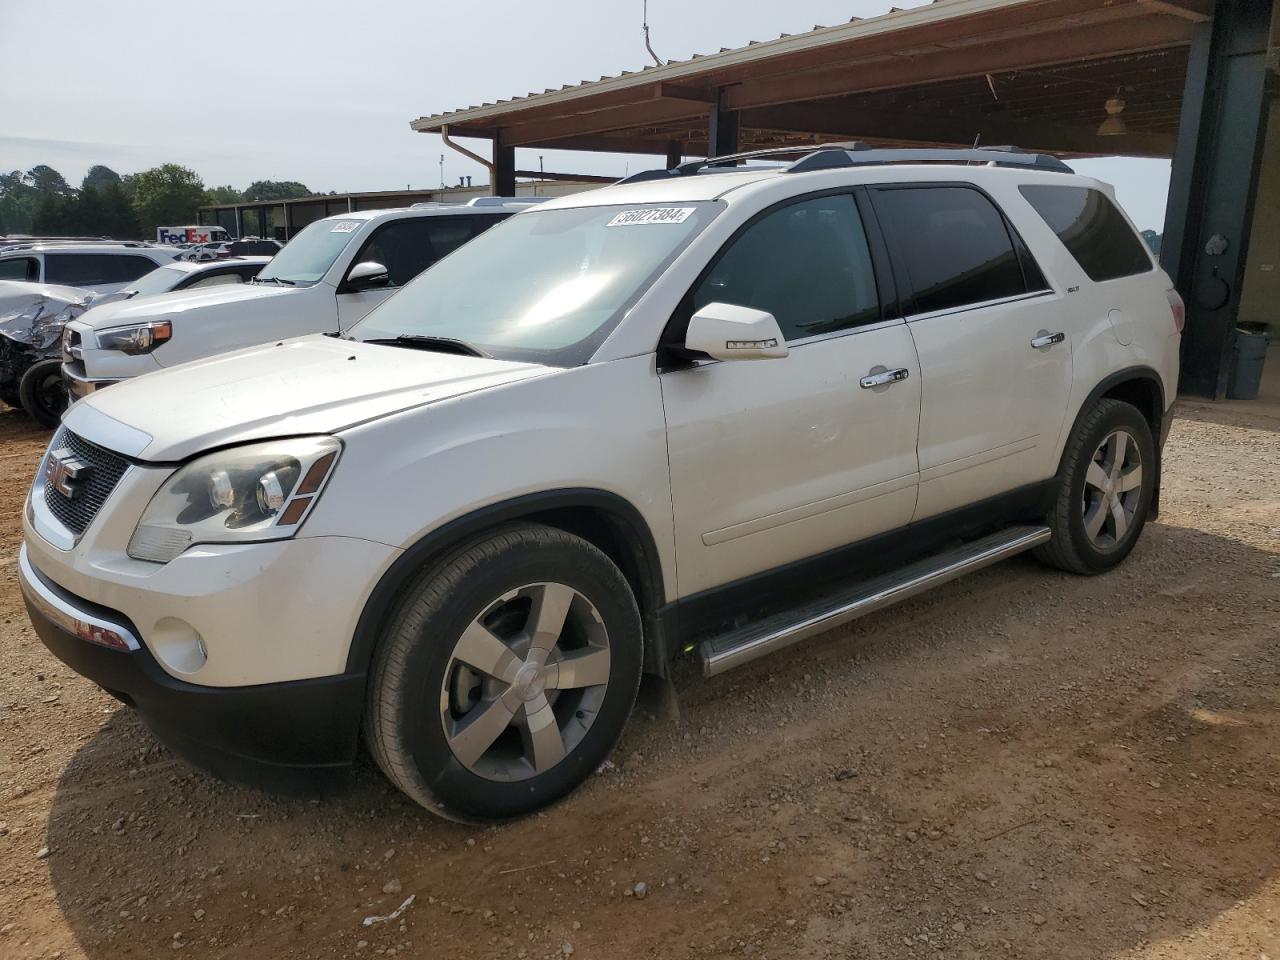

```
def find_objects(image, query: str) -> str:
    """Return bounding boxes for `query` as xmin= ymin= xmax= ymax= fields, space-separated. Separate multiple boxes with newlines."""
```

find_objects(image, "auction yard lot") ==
xmin=0 ymin=398 xmax=1277 ymax=960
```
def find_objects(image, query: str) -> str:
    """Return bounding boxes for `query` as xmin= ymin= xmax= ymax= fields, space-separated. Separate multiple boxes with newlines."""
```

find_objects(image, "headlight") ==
xmin=98 ymin=320 xmax=172 ymax=355
xmin=127 ymin=437 xmax=341 ymax=563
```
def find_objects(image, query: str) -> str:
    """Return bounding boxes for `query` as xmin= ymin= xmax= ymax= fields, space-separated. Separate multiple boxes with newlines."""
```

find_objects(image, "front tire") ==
xmin=1036 ymin=397 xmax=1156 ymax=575
xmin=364 ymin=523 xmax=643 ymax=820
xmin=19 ymin=359 xmax=67 ymax=428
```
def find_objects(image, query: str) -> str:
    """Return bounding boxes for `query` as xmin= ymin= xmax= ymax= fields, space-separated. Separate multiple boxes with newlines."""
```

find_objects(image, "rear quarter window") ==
xmin=1019 ymin=185 xmax=1153 ymax=282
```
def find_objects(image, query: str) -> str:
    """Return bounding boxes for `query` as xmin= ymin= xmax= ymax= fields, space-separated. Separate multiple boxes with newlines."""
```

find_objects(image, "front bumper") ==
xmin=62 ymin=364 xmax=122 ymax=400
xmin=19 ymin=544 xmax=365 ymax=795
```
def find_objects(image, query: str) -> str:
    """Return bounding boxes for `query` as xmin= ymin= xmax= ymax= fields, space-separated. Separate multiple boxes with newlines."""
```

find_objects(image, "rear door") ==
xmin=335 ymin=215 xmax=504 ymax=329
xmin=660 ymin=190 xmax=921 ymax=595
xmin=870 ymin=183 xmax=1073 ymax=520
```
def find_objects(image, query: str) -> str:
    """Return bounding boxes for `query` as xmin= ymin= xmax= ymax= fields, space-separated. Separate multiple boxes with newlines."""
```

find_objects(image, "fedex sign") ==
xmin=157 ymin=226 xmax=227 ymax=245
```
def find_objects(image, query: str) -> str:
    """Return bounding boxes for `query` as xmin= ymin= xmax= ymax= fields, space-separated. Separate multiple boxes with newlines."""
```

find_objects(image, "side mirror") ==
xmin=346 ymin=261 xmax=390 ymax=291
xmin=684 ymin=302 xmax=788 ymax=361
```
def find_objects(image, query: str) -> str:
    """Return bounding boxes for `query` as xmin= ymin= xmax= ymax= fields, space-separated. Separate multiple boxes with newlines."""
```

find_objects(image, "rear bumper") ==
xmin=19 ymin=545 xmax=365 ymax=795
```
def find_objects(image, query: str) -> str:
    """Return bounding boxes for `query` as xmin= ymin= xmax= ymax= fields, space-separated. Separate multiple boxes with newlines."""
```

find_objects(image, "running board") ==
xmin=698 ymin=524 xmax=1051 ymax=678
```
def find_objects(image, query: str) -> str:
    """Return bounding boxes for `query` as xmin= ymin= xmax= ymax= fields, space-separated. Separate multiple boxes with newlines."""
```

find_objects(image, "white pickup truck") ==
xmin=61 ymin=199 xmax=540 ymax=398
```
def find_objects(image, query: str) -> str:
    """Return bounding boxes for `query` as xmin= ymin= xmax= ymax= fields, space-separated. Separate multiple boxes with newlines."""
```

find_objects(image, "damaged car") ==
xmin=0 ymin=280 xmax=95 ymax=427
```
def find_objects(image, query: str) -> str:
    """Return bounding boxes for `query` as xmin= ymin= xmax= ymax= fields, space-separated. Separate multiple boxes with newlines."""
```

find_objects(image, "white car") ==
xmin=61 ymin=200 xmax=538 ymax=399
xmin=20 ymin=146 xmax=1182 ymax=820
xmin=90 ymin=257 xmax=271 ymax=306
xmin=0 ymin=242 xmax=179 ymax=296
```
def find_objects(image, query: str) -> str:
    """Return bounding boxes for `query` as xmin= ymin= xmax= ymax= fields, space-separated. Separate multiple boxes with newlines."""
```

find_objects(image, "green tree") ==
xmin=243 ymin=180 xmax=311 ymax=201
xmin=205 ymin=184 xmax=244 ymax=205
xmin=129 ymin=163 xmax=206 ymax=238
xmin=100 ymin=181 xmax=141 ymax=239
xmin=82 ymin=165 xmax=122 ymax=191
xmin=0 ymin=170 xmax=38 ymax=235
xmin=32 ymin=192 xmax=76 ymax=235
xmin=28 ymin=164 xmax=73 ymax=198
xmin=75 ymin=186 xmax=106 ymax=236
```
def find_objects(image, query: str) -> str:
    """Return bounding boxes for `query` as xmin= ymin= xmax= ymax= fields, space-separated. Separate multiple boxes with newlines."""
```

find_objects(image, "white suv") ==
xmin=19 ymin=146 xmax=1182 ymax=820
xmin=0 ymin=241 xmax=179 ymax=296
xmin=60 ymin=199 xmax=540 ymax=399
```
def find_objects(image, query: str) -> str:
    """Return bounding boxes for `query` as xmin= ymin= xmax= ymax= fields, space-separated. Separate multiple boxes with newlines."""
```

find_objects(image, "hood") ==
xmin=77 ymin=280 xmax=299 ymax=329
xmin=63 ymin=334 xmax=552 ymax=461
xmin=0 ymin=280 xmax=94 ymax=351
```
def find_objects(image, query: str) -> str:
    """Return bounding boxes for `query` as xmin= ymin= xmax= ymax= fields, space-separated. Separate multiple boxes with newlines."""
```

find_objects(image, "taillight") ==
xmin=1166 ymin=289 xmax=1185 ymax=334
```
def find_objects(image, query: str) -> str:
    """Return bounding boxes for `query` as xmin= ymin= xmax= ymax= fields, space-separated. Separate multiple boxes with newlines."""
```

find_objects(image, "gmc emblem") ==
xmin=46 ymin=448 xmax=91 ymax=500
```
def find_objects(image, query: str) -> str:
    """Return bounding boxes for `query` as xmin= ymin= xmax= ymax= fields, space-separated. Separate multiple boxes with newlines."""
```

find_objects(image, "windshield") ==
xmin=350 ymin=202 xmax=720 ymax=365
xmin=126 ymin=264 xmax=187 ymax=297
xmin=256 ymin=218 xmax=363 ymax=285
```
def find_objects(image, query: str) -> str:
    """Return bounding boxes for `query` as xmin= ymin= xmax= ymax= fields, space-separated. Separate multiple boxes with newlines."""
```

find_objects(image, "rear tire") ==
xmin=364 ymin=523 xmax=643 ymax=820
xmin=19 ymin=359 xmax=66 ymax=428
xmin=1036 ymin=398 xmax=1155 ymax=575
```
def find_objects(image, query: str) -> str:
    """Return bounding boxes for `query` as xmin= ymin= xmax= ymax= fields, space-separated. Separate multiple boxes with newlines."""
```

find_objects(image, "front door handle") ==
xmin=1030 ymin=331 xmax=1066 ymax=349
xmin=860 ymin=367 xmax=910 ymax=388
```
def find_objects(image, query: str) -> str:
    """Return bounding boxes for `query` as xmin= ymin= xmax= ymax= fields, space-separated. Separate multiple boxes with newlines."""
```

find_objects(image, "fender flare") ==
xmin=345 ymin=488 xmax=669 ymax=677
xmin=1061 ymin=364 xmax=1168 ymax=515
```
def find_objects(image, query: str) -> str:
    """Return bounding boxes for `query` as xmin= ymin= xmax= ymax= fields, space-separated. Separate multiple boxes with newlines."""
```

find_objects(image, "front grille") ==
xmin=42 ymin=428 xmax=130 ymax=537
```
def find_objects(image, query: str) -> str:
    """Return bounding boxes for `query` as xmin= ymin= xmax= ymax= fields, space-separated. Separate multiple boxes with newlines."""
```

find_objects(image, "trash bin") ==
xmin=1226 ymin=328 xmax=1269 ymax=400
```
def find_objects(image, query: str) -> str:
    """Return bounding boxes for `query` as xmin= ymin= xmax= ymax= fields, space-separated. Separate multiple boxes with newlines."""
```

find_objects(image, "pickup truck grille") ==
xmin=42 ymin=428 xmax=130 ymax=536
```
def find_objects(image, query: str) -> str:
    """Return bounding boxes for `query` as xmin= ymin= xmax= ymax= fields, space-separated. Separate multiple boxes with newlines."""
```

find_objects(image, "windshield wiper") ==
xmin=360 ymin=335 xmax=490 ymax=358
xmin=251 ymin=276 xmax=295 ymax=286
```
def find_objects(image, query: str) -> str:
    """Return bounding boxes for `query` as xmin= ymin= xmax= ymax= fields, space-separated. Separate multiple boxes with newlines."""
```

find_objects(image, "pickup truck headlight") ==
xmin=127 ymin=437 xmax=341 ymax=563
xmin=97 ymin=320 xmax=172 ymax=354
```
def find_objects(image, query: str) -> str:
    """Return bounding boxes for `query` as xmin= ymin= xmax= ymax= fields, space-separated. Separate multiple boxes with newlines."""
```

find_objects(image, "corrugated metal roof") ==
xmin=410 ymin=0 xmax=1034 ymax=131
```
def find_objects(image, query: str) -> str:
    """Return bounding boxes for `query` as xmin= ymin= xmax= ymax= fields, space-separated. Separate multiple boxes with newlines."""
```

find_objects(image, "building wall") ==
xmin=1238 ymin=98 xmax=1280 ymax=334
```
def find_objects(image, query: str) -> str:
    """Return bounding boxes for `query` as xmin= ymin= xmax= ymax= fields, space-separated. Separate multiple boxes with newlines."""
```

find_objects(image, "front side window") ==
xmin=688 ymin=193 xmax=880 ymax=341
xmin=0 ymin=257 xmax=38 ymax=281
xmin=350 ymin=202 xmax=720 ymax=366
xmin=874 ymin=186 xmax=1028 ymax=315
xmin=347 ymin=216 xmax=480 ymax=288
xmin=1019 ymin=184 xmax=1153 ymax=282
xmin=255 ymin=218 xmax=363 ymax=285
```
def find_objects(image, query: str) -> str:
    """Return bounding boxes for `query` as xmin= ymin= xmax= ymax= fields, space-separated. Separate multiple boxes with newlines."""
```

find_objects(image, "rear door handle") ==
xmin=1030 ymin=331 xmax=1066 ymax=349
xmin=860 ymin=367 xmax=910 ymax=388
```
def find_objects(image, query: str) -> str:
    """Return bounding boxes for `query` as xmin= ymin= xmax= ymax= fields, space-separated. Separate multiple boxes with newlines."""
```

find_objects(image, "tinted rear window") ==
xmin=1019 ymin=185 xmax=1153 ymax=282
xmin=873 ymin=186 xmax=1030 ymax=315
xmin=46 ymin=253 xmax=158 ymax=285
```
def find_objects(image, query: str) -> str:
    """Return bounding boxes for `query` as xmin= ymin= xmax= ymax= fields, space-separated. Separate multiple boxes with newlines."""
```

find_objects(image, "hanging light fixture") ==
xmin=1097 ymin=89 xmax=1128 ymax=136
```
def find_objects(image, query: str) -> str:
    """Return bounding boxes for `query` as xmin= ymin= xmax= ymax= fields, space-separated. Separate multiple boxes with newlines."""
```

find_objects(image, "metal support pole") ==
xmin=708 ymin=90 xmax=739 ymax=158
xmin=1163 ymin=0 xmax=1274 ymax=397
xmin=666 ymin=141 xmax=682 ymax=170
xmin=493 ymin=133 xmax=516 ymax=197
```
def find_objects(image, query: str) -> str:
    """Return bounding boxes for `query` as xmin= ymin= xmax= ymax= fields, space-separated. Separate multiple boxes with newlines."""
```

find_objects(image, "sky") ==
xmin=0 ymin=0 xmax=1172 ymax=230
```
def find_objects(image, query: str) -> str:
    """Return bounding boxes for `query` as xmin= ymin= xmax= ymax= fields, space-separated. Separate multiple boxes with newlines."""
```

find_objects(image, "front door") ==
xmin=660 ymin=192 xmax=922 ymax=596
xmin=870 ymin=184 xmax=1073 ymax=520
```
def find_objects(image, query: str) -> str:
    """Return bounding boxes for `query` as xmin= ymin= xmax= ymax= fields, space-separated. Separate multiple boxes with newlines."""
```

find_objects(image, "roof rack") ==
xmin=618 ymin=143 xmax=1072 ymax=184
xmin=0 ymin=237 xmax=157 ymax=251
xmin=409 ymin=197 xmax=549 ymax=210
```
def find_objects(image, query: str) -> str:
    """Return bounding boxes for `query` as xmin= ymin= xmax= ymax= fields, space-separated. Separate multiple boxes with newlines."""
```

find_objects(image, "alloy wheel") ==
xmin=1081 ymin=427 xmax=1143 ymax=551
xmin=439 ymin=582 xmax=612 ymax=782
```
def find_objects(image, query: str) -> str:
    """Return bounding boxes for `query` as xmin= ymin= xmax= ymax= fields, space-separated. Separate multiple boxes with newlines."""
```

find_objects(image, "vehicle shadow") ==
xmin=41 ymin=521 xmax=1280 ymax=959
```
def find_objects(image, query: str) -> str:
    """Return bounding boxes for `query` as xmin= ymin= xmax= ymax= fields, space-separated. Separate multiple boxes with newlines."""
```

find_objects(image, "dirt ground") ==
xmin=0 ymin=397 xmax=1278 ymax=960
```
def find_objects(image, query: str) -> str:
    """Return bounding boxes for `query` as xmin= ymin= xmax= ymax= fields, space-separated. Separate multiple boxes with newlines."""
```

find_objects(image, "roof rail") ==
xmin=0 ymin=237 xmax=157 ymax=250
xmin=617 ymin=142 xmax=1072 ymax=184
xmin=464 ymin=196 xmax=547 ymax=207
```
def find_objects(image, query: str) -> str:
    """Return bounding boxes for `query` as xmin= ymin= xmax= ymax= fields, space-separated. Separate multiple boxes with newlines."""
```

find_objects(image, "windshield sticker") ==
xmin=330 ymin=221 xmax=360 ymax=233
xmin=607 ymin=207 xmax=696 ymax=227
